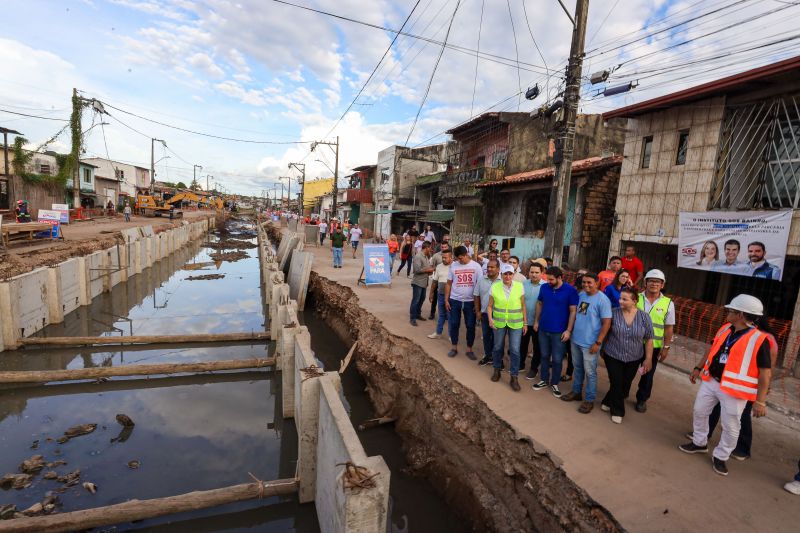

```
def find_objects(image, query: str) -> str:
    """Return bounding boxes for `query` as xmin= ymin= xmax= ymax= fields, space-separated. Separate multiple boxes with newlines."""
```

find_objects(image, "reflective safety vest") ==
xmin=637 ymin=294 xmax=671 ymax=348
xmin=701 ymin=324 xmax=766 ymax=401
xmin=491 ymin=281 xmax=524 ymax=329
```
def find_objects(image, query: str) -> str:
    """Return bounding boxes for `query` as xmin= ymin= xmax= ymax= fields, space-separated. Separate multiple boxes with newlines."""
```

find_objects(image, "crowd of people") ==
xmin=306 ymin=216 xmax=798 ymax=491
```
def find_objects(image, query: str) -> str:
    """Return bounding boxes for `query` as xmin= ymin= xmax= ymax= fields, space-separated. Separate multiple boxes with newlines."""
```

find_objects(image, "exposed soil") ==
xmin=307 ymin=272 xmax=622 ymax=532
xmin=208 ymin=251 xmax=249 ymax=262
xmin=186 ymin=274 xmax=226 ymax=281
xmin=203 ymin=239 xmax=258 ymax=250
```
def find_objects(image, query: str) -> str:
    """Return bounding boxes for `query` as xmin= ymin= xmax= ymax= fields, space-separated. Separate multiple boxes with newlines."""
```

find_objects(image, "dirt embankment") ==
xmin=0 ymin=235 xmax=123 ymax=281
xmin=308 ymin=272 xmax=622 ymax=532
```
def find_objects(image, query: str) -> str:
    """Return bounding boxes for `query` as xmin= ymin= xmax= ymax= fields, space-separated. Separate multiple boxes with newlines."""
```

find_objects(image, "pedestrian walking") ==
xmin=488 ymin=264 xmax=527 ymax=391
xmin=598 ymin=256 xmax=622 ymax=291
xmin=603 ymin=269 xmax=631 ymax=308
xmin=397 ymin=236 xmax=413 ymax=277
xmin=600 ymin=287 xmax=654 ymax=423
xmin=521 ymin=260 xmax=546 ymax=378
xmin=634 ymin=269 xmax=675 ymax=413
xmin=561 ymin=273 xmax=612 ymax=414
xmin=445 ymin=245 xmax=483 ymax=360
xmin=423 ymin=225 xmax=436 ymax=245
xmin=679 ymin=295 xmax=773 ymax=476
xmin=786 ymin=460 xmax=800 ymax=495
xmin=409 ymin=242 xmax=434 ymax=326
xmin=427 ymin=249 xmax=453 ymax=339
xmin=387 ymin=234 xmax=400 ymax=274
xmin=621 ymin=245 xmax=644 ymax=286
xmin=474 ymin=259 xmax=501 ymax=366
xmin=318 ymin=219 xmax=328 ymax=245
xmin=428 ymin=242 xmax=451 ymax=320
xmin=331 ymin=226 xmax=345 ymax=268
xmin=123 ymin=203 xmax=132 ymax=222
xmin=349 ymin=223 xmax=363 ymax=258
xmin=532 ymin=266 xmax=578 ymax=398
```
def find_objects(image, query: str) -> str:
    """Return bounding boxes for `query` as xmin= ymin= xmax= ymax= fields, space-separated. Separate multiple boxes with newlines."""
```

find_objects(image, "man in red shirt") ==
xmin=621 ymin=245 xmax=644 ymax=285
xmin=598 ymin=256 xmax=622 ymax=291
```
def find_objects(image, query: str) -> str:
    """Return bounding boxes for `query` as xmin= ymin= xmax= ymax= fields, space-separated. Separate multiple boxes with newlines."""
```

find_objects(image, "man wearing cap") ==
xmin=487 ymin=263 xmax=527 ymax=391
xmin=680 ymin=294 xmax=772 ymax=476
xmin=634 ymin=269 xmax=676 ymax=413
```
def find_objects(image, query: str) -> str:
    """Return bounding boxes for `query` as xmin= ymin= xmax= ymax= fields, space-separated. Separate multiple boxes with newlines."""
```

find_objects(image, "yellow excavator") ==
xmin=135 ymin=195 xmax=183 ymax=218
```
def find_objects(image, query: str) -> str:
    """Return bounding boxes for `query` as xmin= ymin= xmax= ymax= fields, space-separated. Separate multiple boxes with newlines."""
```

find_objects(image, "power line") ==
xmin=404 ymin=0 xmax=462 ymax=146
xmin=0 ymin=108 xmax=69 ymax=122
xmin=506 ymin=0 xmax=522 ymax=111
xmin=470 ymin=0 xmax=485 ymax=118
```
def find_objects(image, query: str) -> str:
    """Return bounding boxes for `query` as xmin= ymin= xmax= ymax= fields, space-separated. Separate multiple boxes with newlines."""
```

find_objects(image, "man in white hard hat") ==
xmin=679 ymin=294 xmax=772 ymax=476
xmin=634 ymin=269 xmax=675 ymax=413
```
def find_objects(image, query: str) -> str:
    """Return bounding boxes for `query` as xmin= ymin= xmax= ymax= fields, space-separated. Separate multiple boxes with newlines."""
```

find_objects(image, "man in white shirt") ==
xmin=318 ymin=220 xmax=328 ymax=245
xmin=427 ymin=249 xmax=453 ymax=339
xmin=445 ymin=246 xmax=484 ymax=360
xmin=413 ymin=234 xmax=425 ymax=255
xmin=349 ymin=223 xmax=363 ymax=258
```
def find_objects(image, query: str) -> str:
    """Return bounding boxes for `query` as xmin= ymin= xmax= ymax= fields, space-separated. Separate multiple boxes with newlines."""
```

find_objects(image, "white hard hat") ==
xmin=644 ymin=269 xmax=666 ymax=282
xmin=725 ymin=294 xmax=763 ymax=316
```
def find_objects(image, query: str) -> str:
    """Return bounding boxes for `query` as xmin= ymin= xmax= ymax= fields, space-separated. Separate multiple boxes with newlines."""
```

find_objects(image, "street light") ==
xmin=82 ymin=122 xmax=110 ymax=135
xmin=315 ymin=159 xmax=335 ymax=175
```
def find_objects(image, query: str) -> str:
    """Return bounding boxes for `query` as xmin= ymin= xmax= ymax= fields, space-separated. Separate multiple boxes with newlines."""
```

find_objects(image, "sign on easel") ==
xmin=358 ymin=244 xmax=391 ymax=286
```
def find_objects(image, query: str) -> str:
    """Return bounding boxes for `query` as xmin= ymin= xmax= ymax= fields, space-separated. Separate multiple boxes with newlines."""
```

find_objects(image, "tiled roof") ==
xmin=476 ymin=155 xmax=622 ymax=188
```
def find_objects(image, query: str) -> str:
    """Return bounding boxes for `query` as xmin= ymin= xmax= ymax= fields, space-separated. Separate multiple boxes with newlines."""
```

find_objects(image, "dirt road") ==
xmin=302 ymin=239 xmax=800 ymax=533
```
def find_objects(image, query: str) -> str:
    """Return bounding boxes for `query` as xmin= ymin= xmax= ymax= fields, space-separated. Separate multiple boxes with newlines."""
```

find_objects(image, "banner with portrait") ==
xmin=678 ymin=210 xmax=792 ymax=281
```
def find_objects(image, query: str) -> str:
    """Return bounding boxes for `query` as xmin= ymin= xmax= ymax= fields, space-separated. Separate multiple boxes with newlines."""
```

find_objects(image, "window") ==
xmin=82 ymin=168 xmax=92 ymax=184
xmin=115 ymin=168 xmax=125 ymax=180
xmin=641 ymin=136 xmax=653 ymax=168
xmin=38 ymin=163 xmax=51 ymax=175
xmin=675 ymin=130 xmax=690 ymax=165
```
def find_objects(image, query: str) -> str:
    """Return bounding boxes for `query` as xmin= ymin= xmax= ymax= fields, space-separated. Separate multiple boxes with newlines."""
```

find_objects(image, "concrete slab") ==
xmin=121 ymin=227 xmax=141 ymax=244
xmin=139 ymin=225 xmax=154 ymax=238
xmin=279 ymin=235 xmax=301 ymax=272
xmin=51 ymin=257 xmax=82 ymax=320
xmin=85 ymin=250 xmax=105 ymax=299
xmin=288 ymin=250 xmax=313 ymax=311
xmin=304 ymin=225 xmax=319 ymax=247
xmin=288 ymin=218 xmax=298 ymax=232
xmin=0 ymin=267 xmax=50 ymax=345
xmin=294 ymin=327 xmax=320 ymax=503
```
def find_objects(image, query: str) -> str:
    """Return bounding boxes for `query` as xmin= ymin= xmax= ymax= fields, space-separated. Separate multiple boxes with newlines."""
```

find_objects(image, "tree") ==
xmin=190 ymin=177 xmax=200 ymax=191
xmin=176 ymin=181 xmax=188 ymax=189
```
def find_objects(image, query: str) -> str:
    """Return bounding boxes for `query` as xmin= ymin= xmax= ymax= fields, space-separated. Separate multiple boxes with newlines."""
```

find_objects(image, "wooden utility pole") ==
xmin=311 ymin=137 xmax=340 ymax=219
xmin=544 ymin=0 xmax=589 ymax=265
xmin=72 ymin=88 xmax=82 ymax=209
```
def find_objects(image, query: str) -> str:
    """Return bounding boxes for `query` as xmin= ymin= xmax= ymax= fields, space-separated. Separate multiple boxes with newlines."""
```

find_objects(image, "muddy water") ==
xmin=0 ymin=224 xmax=318 ymax=531
xmin=298 ymin=311 xmax=465 ymax=533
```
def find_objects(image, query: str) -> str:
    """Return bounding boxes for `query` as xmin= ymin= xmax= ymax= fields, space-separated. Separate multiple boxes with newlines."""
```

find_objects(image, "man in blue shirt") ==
xmin=560 ymin=273 xmax=612 ymax=413
xmin=521 ymin=260 xmax=546 ymax=379
xmin=533 ymin=266 xmax=579 ymax=398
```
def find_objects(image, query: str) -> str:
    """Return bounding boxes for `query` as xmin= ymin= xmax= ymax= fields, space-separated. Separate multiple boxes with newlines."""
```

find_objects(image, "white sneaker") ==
xmin=611 ymin=415 xmax=622 ymax=424
xmin=785 ymin=480 xmax=800 ymax=495
xmin=600 ymin=404 xmax=610 ymax=412
xmin=427 ymin=333 xmax=440 ymax=339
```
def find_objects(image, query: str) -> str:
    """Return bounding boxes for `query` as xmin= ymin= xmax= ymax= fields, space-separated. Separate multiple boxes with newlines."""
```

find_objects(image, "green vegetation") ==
xmin=11 ymin=137 xmax=68 ymax=191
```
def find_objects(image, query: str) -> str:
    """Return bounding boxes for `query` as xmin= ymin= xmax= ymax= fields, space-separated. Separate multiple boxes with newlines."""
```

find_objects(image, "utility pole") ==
xmin=192 ymin=164 xmax=202 ymax=191
xmin=310 ymin=136 xmax=339 ymax=219
xmin=150 ymin=138 xmax=166 ymax=195
xmin=206 ymin=174 xmax=213 ymax=192
xmin=72 ymin=88 xmax=82 ymax=208
xmin=288 ymin=162 xmax=305 ymax=215
xmin=544 ymin=0 xmax=589 ymax=266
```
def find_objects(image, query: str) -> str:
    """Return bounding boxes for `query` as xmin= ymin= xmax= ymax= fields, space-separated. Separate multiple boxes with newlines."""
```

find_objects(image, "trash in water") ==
xmin=21 ymin=502 xmax=43 ymax=517
xmin=43 ymin=471 xmax=58 ymax=480
xmin=45 ymin=460 xmax=67 ymax=468
xmin=19 ymin=455 xmax=46 ymax=474
xmin=115 ymin=414 xmax=135 ymax=427
xmin=0 ymin=473 xmax=32 ymax=490
xmin=0 ymin=504 xmax=17 ymax=520
xmin=127 ymin=460 xmax=140 ymax=469
xmin=57 ymin=470 xmax=81 ymax=487
xmin=82 ymin=482 xmax=98 ymax=494
xmin=59 ymin=423 xmax=97 ymax=443
xmin=30 ymin=440 xmax=39 ymax=450
xmin=209 ymin=250 xmax=249 ymax=262
xmin=186 ymin=273 xmax=226 ymax=281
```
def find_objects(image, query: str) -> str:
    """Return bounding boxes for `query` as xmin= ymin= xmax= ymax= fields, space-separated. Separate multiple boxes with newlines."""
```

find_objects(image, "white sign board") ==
xmin=678 ymin=210 xmax=792 ymax=281
xmin=38 ymin=209 xmax=63 ymax=224
xmin=51 ymin=203 xmax=70 ymax=224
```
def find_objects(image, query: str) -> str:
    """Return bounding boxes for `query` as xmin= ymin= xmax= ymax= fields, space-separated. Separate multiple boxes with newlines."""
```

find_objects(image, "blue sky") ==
xmin=1 ymin=0 xmax=798 ymax=195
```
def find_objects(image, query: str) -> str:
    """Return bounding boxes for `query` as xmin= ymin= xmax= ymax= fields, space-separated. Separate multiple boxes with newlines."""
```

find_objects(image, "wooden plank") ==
xmin=20 ymin=332 xmax=271 ymax=347
xmin=0 ymin=358 xmax=276 ymax=383
xmin=0 ymin=478 xmax=298 ymax=533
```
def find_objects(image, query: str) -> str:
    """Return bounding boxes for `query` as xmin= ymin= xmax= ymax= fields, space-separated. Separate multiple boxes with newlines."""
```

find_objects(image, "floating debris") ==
xmin=43 ymin=471 xmax=58 ymax=480
xmin=0 ymin=504 xmax=16 ymax=520
xmin=115 ymin=414 xmax=135 ymax=427
xmin=0 ymin=473 xmax=33 ymax=490
xmin=186 ymin=274 xmax=225 ymax=281
xmin=19 ymin=455 xmax=46 ymax=474
xmin=30 ymin=440 xmax=39 ymax=450
xmin=181 ymin=261 xmax=216 ymax=271
xmin=45 ymin=460 xmax=67 ymax=469
xmin=82 ymin=482 xmax=98 ymax=494
xmin=127 ymin=460 xmax=140 ymax=469
xmin=58 ymin=423 xmax=97 ymax=443
xmin=203 ymin=239 xmax=257 ymax=250
xmin=57 ymin=470 xmax=81 ymax=487
xmin=209 ymin=250 xmax=249 ymax=262
xmin=21 ymin=502 xmax=43 ymax=517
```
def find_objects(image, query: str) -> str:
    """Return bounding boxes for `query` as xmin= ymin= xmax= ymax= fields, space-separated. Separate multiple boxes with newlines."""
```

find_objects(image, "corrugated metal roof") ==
xmin=476 ymin=155 xmax=622 ymax=188
xmin=416 ymin=172 xmax=444 ymax=186
xmin=603 ymin=54 xmax=800 ymax=119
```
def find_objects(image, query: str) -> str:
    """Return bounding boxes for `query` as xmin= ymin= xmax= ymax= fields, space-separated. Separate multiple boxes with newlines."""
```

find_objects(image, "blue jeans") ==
xmin=539 ymin=331 xmax=567 ymax=385
xmin=436 ymin=292 xmax=449 ymax=334
xmin=332 ymin=247 xmax=343 ymax=266
xmin=410 ymin=285 xmax=426 ymax=320
xmin=389 ymin=252 xmax=397 ymax=273
xmin=481 ymin=312 xmax=494 ymax=360
xmin=448 ymin=299 xmax=476 ymax=348
xmin=493 ymin=327 xmax=522 ymax=376
xmin=571 ymin=342 xmax=599 ymax=401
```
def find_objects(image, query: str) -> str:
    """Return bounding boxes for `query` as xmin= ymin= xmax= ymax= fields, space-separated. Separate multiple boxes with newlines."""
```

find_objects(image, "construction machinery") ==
xmin=135 ymin=195 xmax=183 ymax=218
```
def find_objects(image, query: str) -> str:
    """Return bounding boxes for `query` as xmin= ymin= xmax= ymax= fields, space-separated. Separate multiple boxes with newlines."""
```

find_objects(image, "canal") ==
xmin=0 ymin=219 xmax=463 ymax=532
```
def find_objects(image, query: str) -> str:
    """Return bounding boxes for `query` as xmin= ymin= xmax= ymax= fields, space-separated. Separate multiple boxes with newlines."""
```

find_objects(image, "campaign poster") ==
xmin=37 ymin=209 xmax=63 ymax=224
xmin=362 ymin=244 xmax=392 ymax=286
xmin=678 ymin=210 xmax=792 ymax=281
xmin=52 ymin=203 xmax=70 ymax=224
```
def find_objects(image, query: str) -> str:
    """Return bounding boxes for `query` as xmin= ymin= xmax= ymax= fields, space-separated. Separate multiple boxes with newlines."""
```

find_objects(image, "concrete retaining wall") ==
xmin=257 ymin=220 xmax=389 ymax=533
xmin=0 ymin=218 xmax=212 ymax=351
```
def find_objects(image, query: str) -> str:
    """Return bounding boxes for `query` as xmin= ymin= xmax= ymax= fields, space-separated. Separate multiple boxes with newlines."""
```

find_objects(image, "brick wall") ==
xmin=572 ymin=166 xmax=621 ymax=270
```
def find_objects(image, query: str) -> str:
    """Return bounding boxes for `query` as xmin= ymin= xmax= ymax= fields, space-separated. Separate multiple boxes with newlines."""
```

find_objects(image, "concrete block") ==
xmin=85 ymin=250 xmax=105 ymax=299
xmin=46 ymin=267 xmax=64 ymax=324
xmin=294 ymin=327 xmax=320 ymax=503
xmin=75 ymin=257 xmax=90 ymax=306
xmin=142 ymin=236 xmax=154 ymax=268
xmin=316 ymin=376 xmax=390 ymax=533
xmin=103 ymin=246 xmax=123 ymax=291
xmin=288 ymin=251 xmax=313 ymax=311
xmin=303 ymin=225 xmax=319 ymax=247
xmin=280 ymin=313 xmax=300 ymax=420
xmin=121 ymin=227 xmax=141 ymax=244
xmin=279 ymin=235 xmax=301 ymax=272
xmin=1 ymin=268 xmax=50 ymax=345
xmin=270 ymin=283 xmax=290 ymax=341
xmin=140 ymin=225 xmax=154 ymax=238
xmin=131 ymin=241 xmax=142 ymax=275
xmin=52 ymin=258 xmax=82 ymax=320
xmin=276 ymin=233 xmax=292 ymax=263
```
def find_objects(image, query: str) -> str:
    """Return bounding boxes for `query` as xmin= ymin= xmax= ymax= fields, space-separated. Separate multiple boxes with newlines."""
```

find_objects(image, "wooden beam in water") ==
xmin=19 ymin=332 xmax=271 ymax=347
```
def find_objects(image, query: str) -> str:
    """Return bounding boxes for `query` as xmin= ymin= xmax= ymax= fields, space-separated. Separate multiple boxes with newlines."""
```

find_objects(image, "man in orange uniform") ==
xmin=679 ymin=295 xmax=772 ymax=476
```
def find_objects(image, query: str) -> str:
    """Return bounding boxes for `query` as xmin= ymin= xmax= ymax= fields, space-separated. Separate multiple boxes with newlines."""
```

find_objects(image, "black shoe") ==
xmin=532 ymin=380 xmax=548 ymax=390
xmin=410 ymin=319 xmax=418 ymax=326
xmin=428 ymin=315 xmax=435 ymax=320
xmin=478 ymin=357 xmax=492 ymax=366
xmin=525 ymin=369 xmax=538 ymax=380
xmin=417 ymin=317 xmax=427 ymax=322
xmin=679 ymin=442 xmax=708 ymax=454
xmin=731 ymin=450 xmax=750 ymax=461
xmin=490 ymin=369 xmax=501 ymax=382
xmin=635 ymin=401 xmax=647 ymax=413
xmin=712 ymin=457 xmax=728 ymax=476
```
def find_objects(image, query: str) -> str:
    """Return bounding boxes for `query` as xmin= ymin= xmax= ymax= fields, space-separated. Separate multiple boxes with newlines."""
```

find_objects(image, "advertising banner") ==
xmin=678 ymin=210 xmax=792 ymax=281
xmin=52 ymin=203 xmax=70 ymax=224
xmin=362 ymin=244 xmax=392 ymax=286
xmin=37 ymin=209 xmax=63 ymax=224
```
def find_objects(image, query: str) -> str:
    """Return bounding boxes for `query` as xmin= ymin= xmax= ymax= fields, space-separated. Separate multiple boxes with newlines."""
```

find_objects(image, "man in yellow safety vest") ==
xmin=634 ymin=269 xmax=675 ymax=413
xmin=487 ymin=264 xmax=527 ymax=391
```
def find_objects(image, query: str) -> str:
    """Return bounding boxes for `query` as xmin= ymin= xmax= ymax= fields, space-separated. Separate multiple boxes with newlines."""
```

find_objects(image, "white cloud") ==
xmin=187 ymin=52 xmax=225 ymax=79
